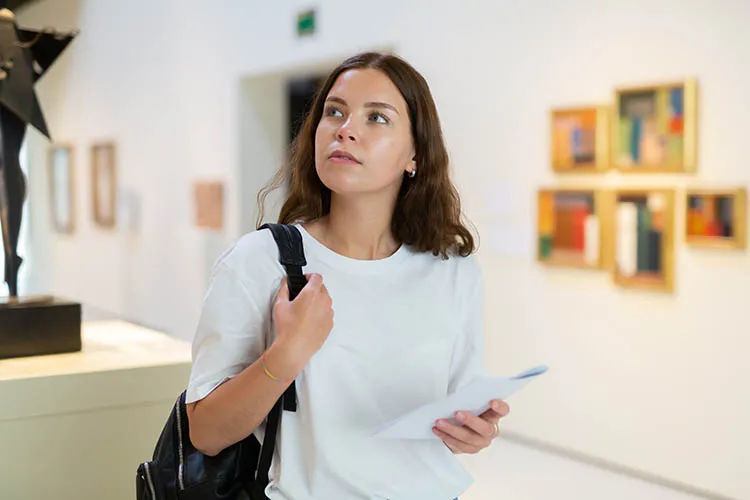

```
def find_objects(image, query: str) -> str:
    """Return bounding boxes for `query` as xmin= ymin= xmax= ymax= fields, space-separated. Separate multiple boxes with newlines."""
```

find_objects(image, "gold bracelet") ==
xmin=260 ymin=351 xmax=292 ymax=383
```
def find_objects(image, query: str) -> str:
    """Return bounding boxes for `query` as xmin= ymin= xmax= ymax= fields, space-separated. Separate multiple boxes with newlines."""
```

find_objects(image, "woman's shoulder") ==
xmin=418 ymin=244 xmax=480 ymax=267
xmin=411 ymin=246 xmax=482 ymax=285
xmin=451 ymin=251 xmax=482 ymax=289
xmin=211 ymin=227 xmax=283 ymax=278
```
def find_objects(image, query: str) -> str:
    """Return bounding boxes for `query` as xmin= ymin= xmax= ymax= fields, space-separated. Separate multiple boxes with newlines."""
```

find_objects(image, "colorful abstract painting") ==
xmin=686 ymin=190 xmax=746 ymax=248
xmin=688 ymin=195 xmax=733 ymax=238
xmin=614 ymin=81 xmax=696 ymax=171
xmin=614 ymin=190 xmax=673 ymax=291
xmin=551 ymin=107 xmax=607 ymax=172
xmin=538 ymin=190 xmax=600 ymax=267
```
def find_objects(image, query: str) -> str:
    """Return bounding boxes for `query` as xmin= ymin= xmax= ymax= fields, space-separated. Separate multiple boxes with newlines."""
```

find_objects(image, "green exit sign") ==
xmin=297 ymin=9 xmax=316 ymax=37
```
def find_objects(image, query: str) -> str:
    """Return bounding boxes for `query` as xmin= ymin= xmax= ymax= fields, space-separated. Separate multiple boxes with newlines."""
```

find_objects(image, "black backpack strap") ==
xmin=259 ymin=222 xmax=306 ymax=412
xmin=255 ymin=223 xmax=307 ymax=490
xmin=260 ymin=223 xmax=308 ymax=303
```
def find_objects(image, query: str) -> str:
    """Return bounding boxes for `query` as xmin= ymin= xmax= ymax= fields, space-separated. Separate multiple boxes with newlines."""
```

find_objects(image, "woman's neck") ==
xmin=305 ymin=199 xmax=400 ymax=261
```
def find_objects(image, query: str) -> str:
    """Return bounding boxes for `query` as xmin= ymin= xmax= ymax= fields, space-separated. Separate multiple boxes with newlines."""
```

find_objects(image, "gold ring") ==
xmin=490 ymin=422 xmax=500 ymax=438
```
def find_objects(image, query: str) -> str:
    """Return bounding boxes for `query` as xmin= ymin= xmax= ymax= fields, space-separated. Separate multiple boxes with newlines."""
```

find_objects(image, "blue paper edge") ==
xmin=511 ymin=364 xmax=549 ymax=379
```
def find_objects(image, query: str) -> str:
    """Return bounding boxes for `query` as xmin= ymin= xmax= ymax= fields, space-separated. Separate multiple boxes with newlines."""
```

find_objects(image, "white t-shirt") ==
xmin=186 ymin=223 xmax=485 ymax=500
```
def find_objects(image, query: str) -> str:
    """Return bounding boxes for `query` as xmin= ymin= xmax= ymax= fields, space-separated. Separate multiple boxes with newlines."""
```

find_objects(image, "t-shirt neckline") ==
xmin=295 ymin=223 xmax=410 ymax=275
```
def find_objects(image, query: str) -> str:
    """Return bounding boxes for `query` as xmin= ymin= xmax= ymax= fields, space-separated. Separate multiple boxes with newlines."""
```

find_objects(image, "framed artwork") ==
xmin=194 ymin=181 xmax=224 ymax=230
xmin=537 ymin=188 xmax=606 ymax=268
xmin=48 ymin=144 xmax=75 ymax=233
xmin=91 ymin=142 xmax=116 ymax=228
xmin=686 ymin=188 xmax=747 ymax=249
xmin=610 ymin=189 xmax=675 ymax=292
xmin=551 ymin=106 xmax=610 ymax=173
xmin=613 ymin=79 xmax=697 ymax=173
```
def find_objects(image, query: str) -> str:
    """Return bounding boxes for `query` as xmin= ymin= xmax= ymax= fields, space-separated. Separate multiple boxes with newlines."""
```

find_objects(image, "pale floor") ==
xmin=458 ymin=437 xmax=706 ymax=500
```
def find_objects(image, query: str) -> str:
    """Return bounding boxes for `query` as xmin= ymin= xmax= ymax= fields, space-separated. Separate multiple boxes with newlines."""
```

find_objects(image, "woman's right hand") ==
xmin=268 ymin=273 xmax=334 ymax=376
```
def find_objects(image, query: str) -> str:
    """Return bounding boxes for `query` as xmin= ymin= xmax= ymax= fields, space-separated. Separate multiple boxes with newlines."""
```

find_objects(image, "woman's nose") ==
xmin=336 ymin=117 xmax=358 ymax=142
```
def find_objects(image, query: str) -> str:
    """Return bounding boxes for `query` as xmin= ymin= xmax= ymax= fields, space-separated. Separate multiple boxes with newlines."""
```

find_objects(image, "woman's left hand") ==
xmin=432 ymin=399 xmax=509 ymax=454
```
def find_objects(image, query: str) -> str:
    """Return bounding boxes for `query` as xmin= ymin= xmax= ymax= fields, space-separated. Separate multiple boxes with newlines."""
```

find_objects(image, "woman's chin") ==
xmin=324 ymin=180 xmax=367 ymax=196
xmin=318 ymin=168 xmax=400 ymax=197
xmin=319 ymin=171 xmax=368 ymax=194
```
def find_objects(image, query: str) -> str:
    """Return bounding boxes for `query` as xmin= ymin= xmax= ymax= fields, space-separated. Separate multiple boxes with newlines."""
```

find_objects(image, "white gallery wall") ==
xmin=16 ymin=1 xmax=749 ymax=499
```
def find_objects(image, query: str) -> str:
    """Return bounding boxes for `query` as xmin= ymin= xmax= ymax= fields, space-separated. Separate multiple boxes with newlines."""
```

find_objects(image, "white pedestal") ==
xmin=0 ymin=320 xmax=193 ymax=500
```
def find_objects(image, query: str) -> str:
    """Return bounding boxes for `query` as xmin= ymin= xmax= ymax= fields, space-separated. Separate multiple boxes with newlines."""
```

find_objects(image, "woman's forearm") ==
xmin=186 ymin=341 xmax=305 ymax=456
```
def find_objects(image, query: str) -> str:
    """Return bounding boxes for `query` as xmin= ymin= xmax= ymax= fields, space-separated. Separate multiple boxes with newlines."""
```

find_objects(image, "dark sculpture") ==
xmin=0 ymin=5 xmax=77 ymax=298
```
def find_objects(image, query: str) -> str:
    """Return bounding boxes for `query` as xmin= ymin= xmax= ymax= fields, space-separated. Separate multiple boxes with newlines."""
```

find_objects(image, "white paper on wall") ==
xmin=583 ymin=214 xmax=599 ymax=266
xmin=51 ymin=149 xmax=71 ymax=228
xmin=118 ymin=187 xmax=141 ymax=232
xmin=617 ymin=202 xmax=638 ymax=276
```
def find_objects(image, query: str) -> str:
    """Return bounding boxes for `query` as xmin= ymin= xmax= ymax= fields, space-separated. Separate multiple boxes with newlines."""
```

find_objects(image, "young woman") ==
xmin=185 ymin=51 xmax=509 ymax=499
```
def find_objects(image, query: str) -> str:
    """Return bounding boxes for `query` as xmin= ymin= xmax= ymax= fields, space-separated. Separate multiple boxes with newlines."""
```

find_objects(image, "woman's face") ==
xmin=314 ymin=68 xmax=415 ymax=197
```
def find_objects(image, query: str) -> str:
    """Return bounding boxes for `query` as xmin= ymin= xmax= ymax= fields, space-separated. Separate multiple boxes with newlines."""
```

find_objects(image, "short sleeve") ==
xmin=185 ymin=258 xmax=270 ymax=404
xmin=447 ymin=256 xmax=485 ymax=394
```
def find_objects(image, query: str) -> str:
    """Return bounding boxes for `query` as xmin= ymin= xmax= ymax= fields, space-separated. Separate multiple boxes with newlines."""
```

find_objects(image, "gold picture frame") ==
xmin=48 ymin=144 xmax=75 ymax=234
xmin=551 ymin=106 xmax=610 ymax=173
xmin=685 ymin=188 xmax=747 ymax=249
xmin=537 ymin=188 xmax=609 ymax=269
xmin=91 ymin=142 xmax=117 ymax=228
xmin=613 ymin=79 xmax=697 ymax=173
xmin=607 ymin=188 xmax=675 ymax=292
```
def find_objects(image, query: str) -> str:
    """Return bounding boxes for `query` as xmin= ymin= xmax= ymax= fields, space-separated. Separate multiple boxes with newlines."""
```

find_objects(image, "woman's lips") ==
xmin=329 ymin=149 xmax=362 ymax=164
xmin=329 ymin=156 xmax=361 ymax=165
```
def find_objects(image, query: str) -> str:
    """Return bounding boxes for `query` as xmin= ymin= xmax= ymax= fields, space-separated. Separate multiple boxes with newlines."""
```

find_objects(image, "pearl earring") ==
xmin=407 ymin=169 xmax=416 ymax=178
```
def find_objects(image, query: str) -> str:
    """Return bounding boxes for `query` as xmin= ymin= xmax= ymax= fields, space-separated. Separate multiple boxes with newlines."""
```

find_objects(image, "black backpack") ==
xmin=136 ymin=223 xmax=307 ymax=500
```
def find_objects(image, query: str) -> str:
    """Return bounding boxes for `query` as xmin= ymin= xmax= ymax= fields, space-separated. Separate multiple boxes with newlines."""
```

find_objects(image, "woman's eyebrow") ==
xmin=365 ymin=101 xmax=399 ymax=115
xmin=326 ymin=96 xmax=400 ymax=115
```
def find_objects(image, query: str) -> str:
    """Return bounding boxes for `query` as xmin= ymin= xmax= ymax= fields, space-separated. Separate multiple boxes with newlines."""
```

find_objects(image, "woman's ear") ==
xmin=405 ymin=157 xmax=417 ymax=175
xmin=405 ymin=156 xmax=418 ymax=177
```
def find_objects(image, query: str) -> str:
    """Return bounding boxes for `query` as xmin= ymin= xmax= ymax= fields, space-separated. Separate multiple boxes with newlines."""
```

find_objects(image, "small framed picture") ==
xmin=48 ymin=144 xmax=75 ymax=233
xmin=613 ymin=80 xmax=697 ymax=173
xmin=685 ymin=188 xmax=746 ymax=249
xmin=193 ymin=181 xmax=224 ymax=230
xmin=550 ymin=106 xmax=610 ymax=173
xmin=610 ymin=189 xmax=675 ymax=292
xmin=91 ymin=142 xmax=116 ymax=228
xmin=537 ymin=188 xmax=607 ymax=269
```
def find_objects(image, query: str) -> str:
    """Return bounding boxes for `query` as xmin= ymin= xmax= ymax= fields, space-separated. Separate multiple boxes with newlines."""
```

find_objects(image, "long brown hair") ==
xmin=256 ymin=51 xmax=477 ymax=258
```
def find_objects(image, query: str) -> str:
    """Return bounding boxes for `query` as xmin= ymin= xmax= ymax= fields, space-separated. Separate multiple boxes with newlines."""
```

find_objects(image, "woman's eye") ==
xmin=370 ymin=112 xmax=389 ymax=124
xmin=325 ymin=106 xmax=343 ymax=118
